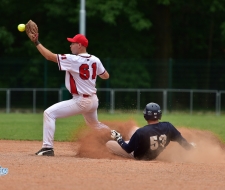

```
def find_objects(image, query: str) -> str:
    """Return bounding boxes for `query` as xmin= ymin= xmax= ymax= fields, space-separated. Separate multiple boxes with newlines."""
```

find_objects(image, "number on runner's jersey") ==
xmin=150 ymin=134 xmax=167 ymax=150
xmin=79 ymin=63 xmax=97 ymax=80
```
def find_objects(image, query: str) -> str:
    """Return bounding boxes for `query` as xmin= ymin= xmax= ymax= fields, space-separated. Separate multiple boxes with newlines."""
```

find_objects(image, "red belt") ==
xmin=83 ymin=93 xmax=96 ymax=97
xmin=72 ymin=93 xmax=95 ymax=97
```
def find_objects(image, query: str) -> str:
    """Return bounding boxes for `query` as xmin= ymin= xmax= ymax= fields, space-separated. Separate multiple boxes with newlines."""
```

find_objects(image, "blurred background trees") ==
xmin=1 ymin=0 xmax=225 ymax=90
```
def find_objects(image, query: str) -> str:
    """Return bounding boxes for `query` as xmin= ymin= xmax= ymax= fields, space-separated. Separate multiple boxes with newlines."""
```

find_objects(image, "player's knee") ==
xmin=105 ymin=141 xmax=112 ymax=150
xmin=106 ymin=140 xmax=117 ymax=150
xmin=44 ymin=110 xmax=52 ymax=120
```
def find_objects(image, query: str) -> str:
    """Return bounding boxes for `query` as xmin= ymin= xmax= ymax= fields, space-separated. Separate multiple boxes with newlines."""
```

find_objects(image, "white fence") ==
xmin=0 ymin=88 xmax=224 ymax=115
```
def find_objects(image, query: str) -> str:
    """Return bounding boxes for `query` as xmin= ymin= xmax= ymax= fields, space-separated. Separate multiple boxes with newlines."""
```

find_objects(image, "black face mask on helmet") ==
xmin=143 ymin=102 xmax=162 ymax=121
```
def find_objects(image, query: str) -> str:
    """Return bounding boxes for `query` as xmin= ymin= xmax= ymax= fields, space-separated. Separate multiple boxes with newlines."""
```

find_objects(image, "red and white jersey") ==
xmin=57 ymin=53 xmax=106 ymax=95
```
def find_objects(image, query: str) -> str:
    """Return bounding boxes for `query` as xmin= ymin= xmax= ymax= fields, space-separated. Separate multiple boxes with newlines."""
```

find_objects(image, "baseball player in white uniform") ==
xmin=29 ymin=32 xmax=110 ymax=156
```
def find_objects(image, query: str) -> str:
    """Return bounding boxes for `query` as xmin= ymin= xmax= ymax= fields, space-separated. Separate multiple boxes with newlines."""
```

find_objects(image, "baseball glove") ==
xmin=25 ymin=20 xmax=39 ymax=42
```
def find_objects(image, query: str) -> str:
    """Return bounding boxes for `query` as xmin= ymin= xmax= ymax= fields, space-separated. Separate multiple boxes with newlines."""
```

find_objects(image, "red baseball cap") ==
xmin=67 ymin=34 xmax=88 ymax=47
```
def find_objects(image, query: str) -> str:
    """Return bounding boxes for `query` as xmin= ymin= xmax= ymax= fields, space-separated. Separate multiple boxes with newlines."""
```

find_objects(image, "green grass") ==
xmin=162 ymin=113 xmax=225 ymax=142
xmin=0 ymin=112 xmax=224 ymax=142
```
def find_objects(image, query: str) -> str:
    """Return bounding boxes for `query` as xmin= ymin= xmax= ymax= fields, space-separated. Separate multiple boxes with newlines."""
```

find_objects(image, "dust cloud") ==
xmin=71 ymin=120 xmax=225 ymax=163
xmin=158 ymin=128 xmax=225 ymax=163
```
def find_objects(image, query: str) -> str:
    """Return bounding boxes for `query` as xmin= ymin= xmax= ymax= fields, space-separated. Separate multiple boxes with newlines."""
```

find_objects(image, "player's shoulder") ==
xmin=159 ymin=121 xmax=172 ymax=125
xmin=70 ymin=53 xmax=97 ymax=61
xmin=159 ymin=121 xmax=174 ymax=127
xmin=58 ymin=53 xmax=72 ymax=57
xmin=158 ymin=121 xmax=178 ymax=132
xmin=89 ymin=54 xmax=101 ymax=62
xmin=59 ymin=53 xmax=77 ymax=59
xmin=135 ymin=125 xmax=151 ymax=134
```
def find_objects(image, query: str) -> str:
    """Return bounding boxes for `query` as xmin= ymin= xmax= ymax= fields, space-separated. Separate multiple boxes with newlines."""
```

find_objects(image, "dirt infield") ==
xmin=1 ymin=120 xmax=225 ymax=190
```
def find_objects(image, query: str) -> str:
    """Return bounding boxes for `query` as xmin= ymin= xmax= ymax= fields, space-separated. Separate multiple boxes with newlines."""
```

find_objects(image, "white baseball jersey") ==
xmin=57 ymin=53 xmax=106 ymax=95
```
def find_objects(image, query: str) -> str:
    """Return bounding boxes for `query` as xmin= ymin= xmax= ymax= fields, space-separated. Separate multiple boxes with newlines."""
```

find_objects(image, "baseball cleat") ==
xmin=35 ymin=148 xmax=54 ymax=156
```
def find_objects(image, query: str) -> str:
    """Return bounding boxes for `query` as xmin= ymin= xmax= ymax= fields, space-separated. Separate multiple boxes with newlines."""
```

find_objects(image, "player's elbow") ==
xmin=45 ymin=54 xmax=58 ymax=63
xmin=100 ymin=71 xmax=109 ymax=79
xmin=104 ymin=73 xmax=110 ymax=79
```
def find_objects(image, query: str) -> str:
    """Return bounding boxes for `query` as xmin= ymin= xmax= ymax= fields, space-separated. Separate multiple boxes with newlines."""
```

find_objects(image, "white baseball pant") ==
xmin=106 ymin=127 xmax=139 ymax=159
xmin=106 ymin=140 xmax=134 ymax=159
xmin=42 ymin=94 xmax=109 ymax=148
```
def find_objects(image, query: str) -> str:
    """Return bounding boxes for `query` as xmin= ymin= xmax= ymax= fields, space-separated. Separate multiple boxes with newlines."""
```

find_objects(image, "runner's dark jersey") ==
xmin=118 ymin=122 xmax=193 ymax=160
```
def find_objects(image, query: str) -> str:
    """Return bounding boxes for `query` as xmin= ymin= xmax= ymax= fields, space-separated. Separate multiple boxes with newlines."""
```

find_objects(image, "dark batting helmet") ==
xmin=143 ymin=102 xmax=162 ymax=120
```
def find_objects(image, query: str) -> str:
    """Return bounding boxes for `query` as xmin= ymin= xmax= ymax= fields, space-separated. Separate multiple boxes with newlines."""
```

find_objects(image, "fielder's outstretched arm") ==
xmin=25 ymin=20 xmax=57 ymax=63
xmin=36 ymin=43 xmax=58 ymax=63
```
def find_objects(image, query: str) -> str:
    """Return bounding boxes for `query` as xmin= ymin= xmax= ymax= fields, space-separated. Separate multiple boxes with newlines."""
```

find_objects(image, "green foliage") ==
xmin=0 ymin=27 xmax=14 ymax=54
xmin=220 ymin=22 xmax=225 ymax=42
xmin=86 ymin=0 xmax=151 ymax=31
xmin=87 ymin=0 xmax=123 ymax=24
xmin=43 ymin=0 xmax=80 ymax=23
xmin=1 ymin=0 xmax=225 ymax=90
xmin=157 ymin=0 xmax=171 ymax=5
xmin=1 ymin=0 xmax=225 ymax=59
xmin=109 ymin=59 xmax=151 ymax=88
xmin=122 ymin=0 xmax=152 ymax=31
xmin=0 ymin=27 xmax=14 ymax=46
xmin=210 ymin=0 xmax=225 ymax=12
